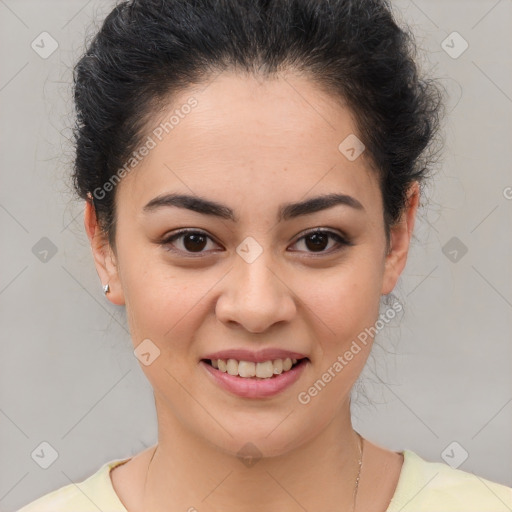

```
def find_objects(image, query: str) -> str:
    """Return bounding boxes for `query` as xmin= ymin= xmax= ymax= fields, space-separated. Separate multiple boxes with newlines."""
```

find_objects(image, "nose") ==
xmin=215 ymin=251 xmax=297 ymax=333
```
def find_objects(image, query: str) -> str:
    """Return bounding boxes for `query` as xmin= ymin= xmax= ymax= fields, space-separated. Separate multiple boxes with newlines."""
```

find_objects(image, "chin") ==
xmin=197 ymin=412 xmax=324 ymax=461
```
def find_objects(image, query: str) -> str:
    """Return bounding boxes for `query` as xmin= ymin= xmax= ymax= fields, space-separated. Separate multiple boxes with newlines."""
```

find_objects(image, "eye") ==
xmin=160 ymin=229 xmax=221 ymax=255
xmin=289 ymin=229 xmax=352 ymax=254
xmin=160 ymin=228 xmax=352 ymax=257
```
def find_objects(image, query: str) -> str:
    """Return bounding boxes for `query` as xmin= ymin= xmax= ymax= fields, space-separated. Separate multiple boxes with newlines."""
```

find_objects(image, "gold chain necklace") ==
xmin=352 ymin=431 xmax=364 ymax=512
xmin=142 ymin=432 xmax=364 ymax=511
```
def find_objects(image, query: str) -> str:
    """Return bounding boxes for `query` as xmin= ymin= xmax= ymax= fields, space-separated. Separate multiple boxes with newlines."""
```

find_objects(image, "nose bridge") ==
xmin=237 ymin=250 xmax=279 ymax=299
xmin=234 ymin=234 xmax=279 ymax=292
xmin=216 ymin=242 xmax=296 ymax=332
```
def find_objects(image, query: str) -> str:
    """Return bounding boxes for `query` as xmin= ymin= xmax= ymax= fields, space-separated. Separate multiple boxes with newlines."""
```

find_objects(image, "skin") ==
xmin=85 ymin=70 xmax=419 ymax=512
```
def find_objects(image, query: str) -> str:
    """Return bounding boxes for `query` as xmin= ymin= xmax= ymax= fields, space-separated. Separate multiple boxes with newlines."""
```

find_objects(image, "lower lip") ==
xmin=200 ymin=359 xmax=308 ymax=398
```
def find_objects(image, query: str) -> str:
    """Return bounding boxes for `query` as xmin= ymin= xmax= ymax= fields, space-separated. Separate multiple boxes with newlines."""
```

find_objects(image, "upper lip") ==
xmin=201 ymin=348 xmax=309 ymax=363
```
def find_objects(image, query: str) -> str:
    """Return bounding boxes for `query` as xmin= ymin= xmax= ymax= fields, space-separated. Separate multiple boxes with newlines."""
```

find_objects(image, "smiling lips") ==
xmin=201 ymin=358 xmax=308 ymax=398
xmin=200 ymin=348 xmax=309 ymax=398
xmin=209 ymin=357 xmax=299 ymax=379
xmin=201 ymin=348 xmax=308 ymax=380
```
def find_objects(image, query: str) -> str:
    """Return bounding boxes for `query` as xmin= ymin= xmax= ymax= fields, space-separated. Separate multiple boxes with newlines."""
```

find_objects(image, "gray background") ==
xmin=1 ymin=0 xmax=511 ymax=510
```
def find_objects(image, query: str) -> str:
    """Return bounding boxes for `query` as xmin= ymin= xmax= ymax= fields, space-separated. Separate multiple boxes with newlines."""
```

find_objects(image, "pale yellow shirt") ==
xmin=17 ymin=449 xmax=512 ymax=511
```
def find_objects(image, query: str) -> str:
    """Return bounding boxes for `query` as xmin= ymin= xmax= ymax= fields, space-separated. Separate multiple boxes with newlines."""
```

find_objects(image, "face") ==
xmin=86 ymin=71 xmax=418 ymax=458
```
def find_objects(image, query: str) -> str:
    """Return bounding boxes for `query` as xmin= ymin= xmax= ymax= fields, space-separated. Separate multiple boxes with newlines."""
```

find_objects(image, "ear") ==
xmin=381 ymin=181 xmax=420 ymax=295
xmin=84 ymin=198 xmax=125 ymax=306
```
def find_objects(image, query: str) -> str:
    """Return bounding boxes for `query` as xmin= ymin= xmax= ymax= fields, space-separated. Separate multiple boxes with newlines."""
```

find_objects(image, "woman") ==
xmin=18 ymin=0 xmax=512 ymax=511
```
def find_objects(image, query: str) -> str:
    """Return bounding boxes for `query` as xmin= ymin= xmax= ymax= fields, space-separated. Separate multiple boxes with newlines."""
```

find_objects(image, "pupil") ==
xmin=306 ymin=232 xmax=328 ymax=252
xmin=184 ymin=234 xmax=207 ymax=252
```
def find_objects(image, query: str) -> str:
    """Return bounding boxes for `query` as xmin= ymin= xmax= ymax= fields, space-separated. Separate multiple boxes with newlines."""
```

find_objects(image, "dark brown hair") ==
xmin=72 ymin=0 xmax=443 ymax=251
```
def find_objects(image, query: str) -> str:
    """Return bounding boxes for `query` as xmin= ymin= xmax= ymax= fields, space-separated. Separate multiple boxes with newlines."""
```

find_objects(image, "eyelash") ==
xmin=160 ymin=228 xmax=352 ymax=257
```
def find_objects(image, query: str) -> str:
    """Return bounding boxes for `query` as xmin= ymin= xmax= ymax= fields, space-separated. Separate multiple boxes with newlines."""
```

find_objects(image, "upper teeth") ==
xmin=211 ymin=358 xmax=299 ymax=378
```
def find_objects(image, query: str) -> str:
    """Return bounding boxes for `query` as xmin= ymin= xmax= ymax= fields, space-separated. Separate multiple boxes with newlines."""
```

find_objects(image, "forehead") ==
xmin=117 ymin=71 xmax=381 ymax=217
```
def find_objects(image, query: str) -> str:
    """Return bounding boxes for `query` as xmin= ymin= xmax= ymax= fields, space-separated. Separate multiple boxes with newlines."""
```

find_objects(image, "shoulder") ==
xmin=388 ymin=449 xmax=512 ymax=512
xmin=16 ymin=457 xmax=130 ymax=512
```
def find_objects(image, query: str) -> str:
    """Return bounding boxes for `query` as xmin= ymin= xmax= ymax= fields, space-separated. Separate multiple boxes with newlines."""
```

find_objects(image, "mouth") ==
xmin=201 ymin=357 xmax=309 ymax=380
xmin=200 ymin=356 xmax=309 ymax=398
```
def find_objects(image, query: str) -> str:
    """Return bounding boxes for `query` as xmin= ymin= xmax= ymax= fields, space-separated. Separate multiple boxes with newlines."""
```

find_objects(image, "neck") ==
xmin=141 ymin=396 xmax=364 ymax=512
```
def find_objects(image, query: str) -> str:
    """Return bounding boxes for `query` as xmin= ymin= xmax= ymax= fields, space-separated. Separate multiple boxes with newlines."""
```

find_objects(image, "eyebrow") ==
xmin=142 ymin=192 xmax=364 ymax=222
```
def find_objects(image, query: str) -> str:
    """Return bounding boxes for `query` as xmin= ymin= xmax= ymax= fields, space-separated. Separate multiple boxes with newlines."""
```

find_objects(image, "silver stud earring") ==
xmin=103 ymin=283 xmax=110 ymax=295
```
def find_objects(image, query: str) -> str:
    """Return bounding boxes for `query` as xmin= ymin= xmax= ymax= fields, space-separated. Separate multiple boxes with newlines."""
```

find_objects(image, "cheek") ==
xmin=300 ymin=258 xmax=383 ymax=343
xmin=120 ymin=255 xmax=217 ymax=349
xmin=294 ymin=263 xmax=382 ymax=411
